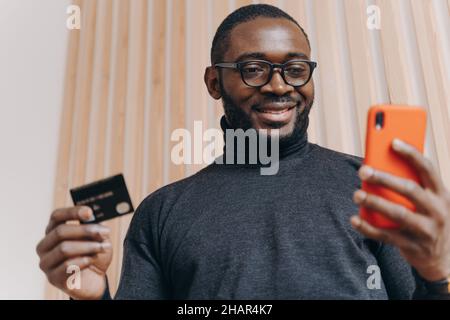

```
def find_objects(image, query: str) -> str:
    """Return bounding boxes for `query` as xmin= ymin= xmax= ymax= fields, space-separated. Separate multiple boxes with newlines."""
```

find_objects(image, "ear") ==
xmin=204 ymin=67 xmax=222 ymax=100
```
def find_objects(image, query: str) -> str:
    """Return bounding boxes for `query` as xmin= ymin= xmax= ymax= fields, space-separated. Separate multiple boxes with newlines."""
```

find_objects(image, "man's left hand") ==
xmin=351 ymin=138 xmax=450 ymax=282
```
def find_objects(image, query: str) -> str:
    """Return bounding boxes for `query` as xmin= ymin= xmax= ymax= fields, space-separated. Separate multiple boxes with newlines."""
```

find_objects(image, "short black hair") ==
xmin=211 ymin=4 xmax=311 ymax=64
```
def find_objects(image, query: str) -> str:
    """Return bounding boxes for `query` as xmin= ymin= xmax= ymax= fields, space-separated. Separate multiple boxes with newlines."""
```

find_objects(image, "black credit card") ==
xmin=70 ymin=174 xmax=134 ymax=224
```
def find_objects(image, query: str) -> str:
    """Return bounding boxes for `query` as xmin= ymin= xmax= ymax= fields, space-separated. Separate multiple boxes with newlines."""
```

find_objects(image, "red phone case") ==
xmin=360 ymin=105 xmax=427 ymax=229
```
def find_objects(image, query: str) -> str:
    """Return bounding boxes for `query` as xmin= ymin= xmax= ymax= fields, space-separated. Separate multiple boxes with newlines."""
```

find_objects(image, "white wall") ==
xmin=0 ymin=0 xmax=69 ymax=299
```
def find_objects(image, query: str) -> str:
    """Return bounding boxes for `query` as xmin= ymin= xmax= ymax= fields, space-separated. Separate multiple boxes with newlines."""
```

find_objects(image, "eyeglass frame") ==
xmin=214 ymin=59 xmax=318 ymax=88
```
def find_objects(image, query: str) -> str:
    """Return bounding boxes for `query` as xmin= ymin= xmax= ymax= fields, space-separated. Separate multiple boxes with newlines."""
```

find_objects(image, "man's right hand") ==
xmin=36 ymin=206 xmax=113 ymax=300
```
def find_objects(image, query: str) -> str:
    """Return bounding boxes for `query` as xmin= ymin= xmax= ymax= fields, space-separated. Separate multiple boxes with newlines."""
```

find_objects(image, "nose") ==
xmin=260 ymin=69 xmax=294 ymax=96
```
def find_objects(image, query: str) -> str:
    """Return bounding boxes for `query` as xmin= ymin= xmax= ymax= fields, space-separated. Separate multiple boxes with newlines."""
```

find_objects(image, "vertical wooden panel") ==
xmin=105 ymin=0 xmax=130 ymax=294
xmin=168 ymin=0 xmax=186 ymax=183
xmin=396 ymin=0 xmax=439 ymax=168
xmin=364 ymin=0 xmax=389 ymax=103
xmin=312 ymin=0 xmax=355 ymax=153
xmin=376 ymin=0 xmax=410 ymax=103
xmin=412 ymin=0 xmax=450 ymax=186
xmin=283 ymin=0 xmax=308 ymax=30
xmin=430 ymin=0 xmax=450 ymax=183
xmin=121 ymin=0 xmax=148 ymax=245
xmin=257 ymin=0 xmax=279 ymax=6
xmin=82 ymin=0 xmax=114 ymax=299
xmin=430 ymin=0 xmax=450 ymax=144
xmin=147 ymin=0 xmax=167 ymax=194
xmin=86 ymin=0 xmax=113 ymax=182
xmin=235 ymin=0 xmax=254 ymax=9
xmin=281 ymin=0 xmax=320 ymax=144
xmin=211 ymin=1 xmax=232 ymax=33
xmin=344 ymin=0 xmax=381 ymax=153
xmin=186 ymin=0 xmax=210 ymax=175
xmin=333 ymin=0 xmax=362 ymax=155
xmin=305 ymin=0 xmax=327 ymax=145
xmin=427 ymin=0 xmax=450 ymax=185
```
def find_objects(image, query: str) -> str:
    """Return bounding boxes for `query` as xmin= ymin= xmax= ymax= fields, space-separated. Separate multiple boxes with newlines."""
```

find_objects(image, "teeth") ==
xmin=260 ymin=108 xmax=290 ymax=114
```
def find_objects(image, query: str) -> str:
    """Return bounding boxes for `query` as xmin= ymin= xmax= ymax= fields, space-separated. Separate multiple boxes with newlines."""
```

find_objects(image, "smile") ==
xmin=257 ymin=106 xmax=296 ymax=114
xmin=254 ymin=104 xmax=297 ymax=125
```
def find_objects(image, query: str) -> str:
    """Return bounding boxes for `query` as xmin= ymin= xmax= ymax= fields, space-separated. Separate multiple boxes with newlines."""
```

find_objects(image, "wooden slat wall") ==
xmin=147 ymin=0 xmax=166 ymax=195
xmin=411 ymin=0 xmax=450 ymax=182
xmin=104 ymin=0 xmax=130 ymax=295
xmin=46 ymin=0 xmax=450 ymax=299
xmin=168 ymin=0 xmax=187 ymax=183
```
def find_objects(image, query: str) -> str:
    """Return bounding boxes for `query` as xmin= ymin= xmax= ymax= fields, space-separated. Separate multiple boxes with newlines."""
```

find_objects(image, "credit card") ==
xmin=70 ymin=174 xmax=134 ymax=224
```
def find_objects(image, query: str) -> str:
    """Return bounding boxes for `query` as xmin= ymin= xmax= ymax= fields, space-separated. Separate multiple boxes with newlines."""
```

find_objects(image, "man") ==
xmin=37 ymin=4 xmax=450 ymax=299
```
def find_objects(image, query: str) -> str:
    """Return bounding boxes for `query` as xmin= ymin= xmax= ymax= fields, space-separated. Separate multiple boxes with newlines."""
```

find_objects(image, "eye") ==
xmin=241 ymin=64 xmax=266 ymax=76
xmin=285 ymin=65 xmax=307 ymax=77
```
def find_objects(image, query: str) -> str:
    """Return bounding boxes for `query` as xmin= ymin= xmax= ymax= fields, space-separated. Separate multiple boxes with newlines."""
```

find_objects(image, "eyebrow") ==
xmin=234 ymin=51 xmax=310 ymax=62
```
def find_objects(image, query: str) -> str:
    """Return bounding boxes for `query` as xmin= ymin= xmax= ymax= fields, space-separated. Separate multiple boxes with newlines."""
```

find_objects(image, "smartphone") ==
xmin=360 ymin=105 xmax=427 ymax=229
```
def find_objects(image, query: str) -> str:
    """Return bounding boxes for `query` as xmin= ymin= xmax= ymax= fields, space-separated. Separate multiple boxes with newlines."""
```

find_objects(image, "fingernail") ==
xmin=353 ymin=190 xmax=367 ymax=203
xmin=351 ymin=216 xmax=361 ymax=228
xmin=98 ymin=227 xmax=110 ymax=237
xmin=91 ymin=225 xmax=110 ymax=237
xmin=79 ymin=207 xmax=95 ymax=222
xmin=359 ymin=166 xmax=374 ymax=180
xmin=100 ymin=242 xmax=112 ymax=251
xmin=392 ymin=139 xmax=405 ymax=150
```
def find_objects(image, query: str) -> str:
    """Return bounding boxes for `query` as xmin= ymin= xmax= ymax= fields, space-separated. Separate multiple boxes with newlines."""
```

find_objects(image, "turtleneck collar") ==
xmin=219 ymin=116 xmax=310 ymax=163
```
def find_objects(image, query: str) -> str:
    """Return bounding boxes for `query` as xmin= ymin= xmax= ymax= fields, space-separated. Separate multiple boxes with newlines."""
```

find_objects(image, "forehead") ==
xmin=224 ymin=17 xmax=310 ymax=62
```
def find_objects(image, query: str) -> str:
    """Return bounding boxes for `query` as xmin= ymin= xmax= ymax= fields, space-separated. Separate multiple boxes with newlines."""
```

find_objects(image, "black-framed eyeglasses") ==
xmin=214 ymin=59 xmax=317 ymax=88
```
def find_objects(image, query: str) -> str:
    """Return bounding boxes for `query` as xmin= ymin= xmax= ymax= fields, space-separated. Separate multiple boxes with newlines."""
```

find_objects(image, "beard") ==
xmin=219 ymin=79 xmax=314 ymax=148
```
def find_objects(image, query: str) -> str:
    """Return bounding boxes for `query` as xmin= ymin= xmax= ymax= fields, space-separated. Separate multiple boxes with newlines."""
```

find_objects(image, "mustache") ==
xmin=251 ymin=95 xmax=302 ymax=109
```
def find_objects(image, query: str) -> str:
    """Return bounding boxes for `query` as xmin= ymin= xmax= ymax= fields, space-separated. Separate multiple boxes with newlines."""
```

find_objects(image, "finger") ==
xmin=46 ymin=256 xmax=93 ymax=290
xmin=39 ymin=240 xmax=111 ymax=271
xmin=46 ymin=206 xmax=95 ymax=235
xmin=353 ymin=189 xmax=434 ymax=240
xmin=37 ymin=224 xmax=110 ymax=256
xmin=392 ymin=139 xmax=444 ymax=194
xmin=358 ymin=165 xmax=439 ymax=216
xmin=350 ymin=215 xmax=420 ymax=252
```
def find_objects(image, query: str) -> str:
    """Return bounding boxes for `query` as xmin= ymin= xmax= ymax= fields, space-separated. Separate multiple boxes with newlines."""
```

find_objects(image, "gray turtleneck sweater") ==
xmin=107 ymin=118 xmax=428 ymax=300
